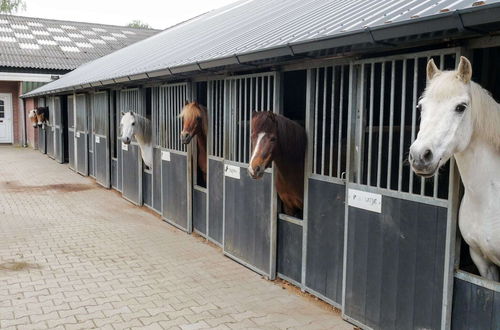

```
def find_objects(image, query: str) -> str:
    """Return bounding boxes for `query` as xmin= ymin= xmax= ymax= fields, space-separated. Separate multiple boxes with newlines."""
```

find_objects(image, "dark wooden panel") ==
xmin=305 ymin=178 xmax=344 ymax=304
xmin=68 ymin=130 xmax=75 ymax=170
xmin=452 ymin=277 xmax=500 ymax=330
xmin=142 ymin=171 xmax=152 ymax=207
xmin=152 ymin=148 xmax=161 ymax=212
xmin=94 ymin=137 xmax=108 ymax=187
xmin=122 ymin=144 xmax=141 ymax=205
xmin=193 ymin=189 xmax=207 ymax=235
xmin=345 ymin=196 xmax=447 ymax=330
xmin=277 ymin=219 xmax=302 ymax=283
xmin=224 ymin=168 xmax=272 ymax=275
xmin=208 ymin=159 xmax=223 ymax=244
xmin=162 ymin=152 xmax=188 ymax=231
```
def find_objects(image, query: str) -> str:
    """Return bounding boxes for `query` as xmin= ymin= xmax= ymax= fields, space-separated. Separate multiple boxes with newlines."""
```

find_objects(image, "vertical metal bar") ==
xmin=433 ymin=56 xmax=445 ymax=197
xmin=321 ymin=68 xmax=327 ymax=176
xmin=244 ymin=78 xmax=248 ymax=163
xmin=337 ymin=66 xmax=344 ymax=178
xmin=387 ymin=60 xmax=395 ymax=189
xmin=267 ymin=75 xmax=271 ymax=112
xmin=313 ymin=70 xmax=319 ymax=175
xmin=367 ymin=63 xmax=375 ymax=185
xmin=377 ymin=62 xmax=385 ymax=188
xmin=238 ymin=80 xmax=242 ymax=162
xmin=329 ymin=66 xmax=336 ymax=177
xmin=398 ymin=60 xmax=407 ymax=192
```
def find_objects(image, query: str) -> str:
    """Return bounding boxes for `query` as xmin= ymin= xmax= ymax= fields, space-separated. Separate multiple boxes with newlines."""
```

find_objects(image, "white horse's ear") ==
xmin=121 ymin=111 xmax=125 ymax=116
xmin=456 ymin=56 xmax=472 ymax=83
xmin=426 ymin=59 xmax=441 ymax=81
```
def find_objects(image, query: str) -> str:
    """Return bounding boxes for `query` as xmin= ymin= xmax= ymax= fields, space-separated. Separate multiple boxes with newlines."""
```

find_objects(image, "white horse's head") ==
xmin=120 ymin=111 xmax=136 ymax=145
xmin=28 ymin=109 xmax=38 ymax=127
xmin=409 ymin=56 xmax=474 ymax=177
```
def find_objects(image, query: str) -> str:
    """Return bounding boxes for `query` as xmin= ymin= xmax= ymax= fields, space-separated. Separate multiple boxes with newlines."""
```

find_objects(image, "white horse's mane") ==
xmin=424 ymin=71 xmax=500 ymax=149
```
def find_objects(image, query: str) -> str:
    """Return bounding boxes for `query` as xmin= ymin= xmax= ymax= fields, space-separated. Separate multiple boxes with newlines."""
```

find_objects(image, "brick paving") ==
xmin=0 ymin=146 xmax=353 ymax=329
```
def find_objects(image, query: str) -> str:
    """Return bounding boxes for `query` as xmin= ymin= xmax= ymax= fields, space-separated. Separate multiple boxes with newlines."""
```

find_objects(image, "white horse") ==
xmin=120 ymin=111 xmax=153 ymax=170
xmin=410 ymin=56 xmax=500 ymax=281
xmin=28 ymin=109 xmax=38 ymax=127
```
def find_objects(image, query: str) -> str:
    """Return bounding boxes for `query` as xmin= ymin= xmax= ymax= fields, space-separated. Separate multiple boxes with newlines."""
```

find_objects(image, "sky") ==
xmin=20 ymin=0 xmax=240 ymax=30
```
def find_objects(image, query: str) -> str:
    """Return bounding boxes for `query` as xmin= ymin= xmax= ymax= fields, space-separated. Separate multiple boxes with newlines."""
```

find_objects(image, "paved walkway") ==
xmin=0 ymin=146 xmax=352 ymax=330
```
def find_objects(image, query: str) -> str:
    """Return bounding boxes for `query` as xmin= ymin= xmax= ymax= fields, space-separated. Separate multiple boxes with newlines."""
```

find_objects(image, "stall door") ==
xmin=299 ymin=65 xmax=350 ymax=305
xmin=119 ymin=89 xmax=144 ymax=205
xmin=343 ymin=50 xmax=458 ymax=330
xmin=0 ymin=94 xmax=13 ymax=143
xmin=37 ymin=97 xmax=46 ymax=154
xmin=53 ymin=96 xmax=65 ymax=163
xmin=155 ymin=83 xmax=191 ymax=231
xmin=67 ymin=95 xmax=76 ymax=170
xmin=223 ymin=73 xmax=278 ymax=278
xmin=46 ymin=97 xmax=54 ymax=159
xmin=75 ymin=94 xmax=88 ymax=176
xmin=92 ymin=92 xmax=110 ymax=188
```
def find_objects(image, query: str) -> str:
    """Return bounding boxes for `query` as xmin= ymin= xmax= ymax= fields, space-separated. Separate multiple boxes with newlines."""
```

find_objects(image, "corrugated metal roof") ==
xmin=0 ymin=14 xmax=159 ymax=71
xmin=25 ymin=0 xmax=500 ymax=96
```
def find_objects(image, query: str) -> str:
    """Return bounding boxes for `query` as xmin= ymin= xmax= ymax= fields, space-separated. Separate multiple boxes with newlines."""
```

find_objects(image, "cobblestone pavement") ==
xmin=0 ymin=147 xmax=353 ymax=330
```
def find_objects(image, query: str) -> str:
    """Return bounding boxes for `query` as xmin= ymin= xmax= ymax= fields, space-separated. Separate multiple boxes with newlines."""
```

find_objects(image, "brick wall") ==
xmin=0 ymin=81 xmax=21 ymax=145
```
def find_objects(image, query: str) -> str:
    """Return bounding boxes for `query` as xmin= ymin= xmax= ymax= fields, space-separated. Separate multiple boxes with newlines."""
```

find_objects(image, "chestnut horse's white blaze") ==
xmin=410 ymin=56 xmax=500 ymax=281
xmin=248 ymin=132 xmax=265 ymax=177
xmin=120 ymin=111 xmax=153 ymax=169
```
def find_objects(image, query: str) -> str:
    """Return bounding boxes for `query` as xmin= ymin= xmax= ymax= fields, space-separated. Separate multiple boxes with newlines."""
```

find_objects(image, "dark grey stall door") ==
xmin=121 ymin=143 xmax=142 ymax=205
xmin=344 ymin=195 xmax=447 ymax=330
xmin=161 ymin=151 xmax=189 ymax=231
xmin=94 ymin=135 xmax=109 ymax=187
xmin=224 ymin=165 xmax=273 ymax=277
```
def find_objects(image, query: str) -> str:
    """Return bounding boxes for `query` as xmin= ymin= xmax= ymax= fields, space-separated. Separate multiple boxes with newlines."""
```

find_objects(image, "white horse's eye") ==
xmin=416 ymin=104 xmax=422 ymax=112
xmin=455 ymin=103 xmax=467 ymax=113
xmin=132 ymin=122 xmax=135 ymax=126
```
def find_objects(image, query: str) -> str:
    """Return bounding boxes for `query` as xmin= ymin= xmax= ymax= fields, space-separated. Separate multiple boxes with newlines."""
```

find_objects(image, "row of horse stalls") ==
xmin=25 ymin=41 xmax=499 ymax=329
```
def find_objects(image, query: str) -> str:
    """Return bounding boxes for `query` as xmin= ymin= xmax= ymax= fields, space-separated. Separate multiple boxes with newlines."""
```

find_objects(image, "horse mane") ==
xmin=133 ymin=113 xmax=152 ymax=144
xmin=470 ymin=81 xmax=500 ymax=149
xmin=179 ymin=102 xmax=208 ymax=136
xmin=253 ymin=111 xmax=307 ymax=162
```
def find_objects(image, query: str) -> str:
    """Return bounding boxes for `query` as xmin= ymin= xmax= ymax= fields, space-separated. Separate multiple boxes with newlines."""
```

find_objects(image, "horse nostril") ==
xmin=423 ymin=149 xmax=433 ymax=162
xmin=255 ymin=165 xmax=261 ymax=173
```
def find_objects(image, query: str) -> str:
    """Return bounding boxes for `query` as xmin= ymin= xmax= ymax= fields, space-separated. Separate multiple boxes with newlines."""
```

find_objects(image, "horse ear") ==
xmin=121 ymin=111 xmax=125 ymax=116
xmin=185 ymin=100 xmax=190 ymax=106
xmin=426 ymin=58 xmax=441 ymax=81
xmin=456 ymin=56 xmax=472 ymax=83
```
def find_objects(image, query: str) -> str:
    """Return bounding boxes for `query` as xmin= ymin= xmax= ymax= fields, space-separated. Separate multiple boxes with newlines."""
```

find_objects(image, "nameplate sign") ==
xmin=348 ymin=189 xmax=382 ymax=213
xmin=121 ymin=143 xmax=128 ymax=151
xmin=95 ymin=136 xmax=100 ymax=143
xmin=161 ymin=151 xmax=171 ymax=161
xmin=76 ymin=132 xmax=80 ymax=138
xmin=224 ymin=164 xmax=240 ymax=179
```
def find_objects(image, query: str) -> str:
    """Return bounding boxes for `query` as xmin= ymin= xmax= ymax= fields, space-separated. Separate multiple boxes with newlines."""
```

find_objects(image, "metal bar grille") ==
xmin=311 ymin=65 xmax=350 ymax=179
xmin=119 ymin=88 xmax=145 ymax=143
xmin=92 ymin=92 xmax=108 ymax=136
xmin=75 ymin=94 xmax=86 ymax=132
xmin=151 ymin=83 xmax=188 ymax=151
xmin=353 ymin=50 xmax=457 ymax=200
xmin=225 ymin=72 xmax=276 ymax=164
xmin=67 ymin=95 xmax=74 ymax=129
xmin=208 ymin=80 xmax=225 ymax=157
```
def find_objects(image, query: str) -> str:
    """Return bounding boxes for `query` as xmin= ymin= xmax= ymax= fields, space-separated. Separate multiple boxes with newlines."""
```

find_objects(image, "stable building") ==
xmin=0 ymin=14 xmax=158 ymax=145
xmin=23 ymin=1 xmax=500 ymax=329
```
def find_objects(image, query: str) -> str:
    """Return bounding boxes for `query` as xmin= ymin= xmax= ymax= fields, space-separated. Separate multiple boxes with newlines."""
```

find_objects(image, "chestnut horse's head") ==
xmin=28 ymin=109 xmax=38 ymax=127
xmin=179 ymin=101 xmax=207 ymax=144
xmin=248 ymin=111 xmax=279 ymax=179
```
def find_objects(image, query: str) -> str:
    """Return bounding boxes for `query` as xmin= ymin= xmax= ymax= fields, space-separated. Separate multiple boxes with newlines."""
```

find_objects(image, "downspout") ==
xmin=21 ymin=88 xmax=27 ymax=147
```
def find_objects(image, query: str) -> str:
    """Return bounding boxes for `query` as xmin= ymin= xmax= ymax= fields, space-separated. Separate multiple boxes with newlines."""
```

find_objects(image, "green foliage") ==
xmin=0 ymin=0 xmax=26 ymax=14
xmin=127 ymin=20 xmax=151 ymax=29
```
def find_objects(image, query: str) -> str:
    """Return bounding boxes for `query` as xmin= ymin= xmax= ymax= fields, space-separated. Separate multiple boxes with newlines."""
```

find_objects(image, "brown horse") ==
xmin=248 ymin=111 xmax=307 ymax=217
xmin=35 ymin=107 xmax=49 ymax=127
xmin=180 ymin=101 xmax=208 ymax=184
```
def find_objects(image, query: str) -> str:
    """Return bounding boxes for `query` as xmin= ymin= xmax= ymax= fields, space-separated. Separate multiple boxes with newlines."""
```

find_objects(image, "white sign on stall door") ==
xmin=121 ymin=143 xmax=128 ymax=151
xmin=95 ymin=136 xmax=100 ymax=143
xmin=161 ymin=151 xmax=171 ymax=161
xmin=348 ymin=188 xmax=382 ymax=213
xmin=0 ymin=93 xmax=13 ymax=143
xmin=224 ymin=164 xmax=240 ymax=179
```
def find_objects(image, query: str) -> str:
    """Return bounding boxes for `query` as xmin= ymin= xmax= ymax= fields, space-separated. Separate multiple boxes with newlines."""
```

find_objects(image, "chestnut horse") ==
xmin=248 ymin=111 xmax=307 ymax=216
xmin=180 ymin=101 xmax=208 ymax=184
xmin=32 ymin=107 xmax=49 ymax=127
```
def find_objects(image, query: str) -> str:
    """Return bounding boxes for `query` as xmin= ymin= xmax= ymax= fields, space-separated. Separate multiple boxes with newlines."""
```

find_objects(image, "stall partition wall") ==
xmin=45 ymin=97 xmax=55 ymax=159
xmin=75 ymin=94 xmax=89 ymax=176
xmin=152 ymin=83 xmax=192 ymax=232
xmin=67 ymin=95 xmax=75 ymax=171
xmin=342 ymin=49 xmax=460 ymax=330
xmin=222 ymin=72 xmax=279 ymax=279
xmin=92 ymin=92 xmax=111 ymax=188
xmin=119 ymin=88 xmax=146 ymax=206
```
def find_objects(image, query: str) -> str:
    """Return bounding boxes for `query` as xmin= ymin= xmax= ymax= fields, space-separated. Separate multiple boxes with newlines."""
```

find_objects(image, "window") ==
xmin=0 ymin=100 xmax=4 ymax=118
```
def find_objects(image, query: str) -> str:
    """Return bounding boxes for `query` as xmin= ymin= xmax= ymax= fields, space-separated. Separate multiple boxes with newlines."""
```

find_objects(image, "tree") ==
xmin=0 ymin=0 xmax=26 ymax=14
xmin=127 ymin=20 xmax=151 ymax=29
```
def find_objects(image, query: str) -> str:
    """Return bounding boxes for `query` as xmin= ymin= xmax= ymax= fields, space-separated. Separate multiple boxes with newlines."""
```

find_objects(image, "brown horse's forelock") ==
xmin=180 ymin=102 xmax=208 ymax=136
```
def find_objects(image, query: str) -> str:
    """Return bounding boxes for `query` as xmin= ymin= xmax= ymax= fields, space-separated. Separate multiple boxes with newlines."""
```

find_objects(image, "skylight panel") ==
xmin=37 ymin=39 xmax=57 ymax=45
xmin=12 ymin=24 xmax=29 ymax=30
xmin=27 ymin=22 xmax=44 ymax=27
xmin=15 ymin=33 xmax=34 ymax=39
xmin=122 ymin=30 xmax=135 ymax=35
xmin=81 ymin=30 xmax=97 ymax=35
xmin=61 ymin=25 xmax=76 ymax=30
xmin=19 ymin=43 xmax=40 ymax=50
xmin=48 ymin=27 xmax=64 ymax=33
xmin=0 ymin=19 xmax=8 ymax=24
xmin=101 ymin=35 xmax=116 ymax=41
xmin=0 ymin=36 xmax=16 ymax=42
xmin=60 ymin=46 xmax=80 ymax=52
xmin=75 ymin=42 xmax=93 ymax=48
xmin=111 ymin=33 xmax=126 ymax=38
xmin=68 ymin=33 xmax=84 ymax=39
xmin=54 ymin=36 xmax=71 ymax=42
xmin=89 ymin=38 xmax=105 ymax=44
xmin=0 ymin=27 xmax=13 ymax=32
xmin=92 ymin=27 xmax=107 ymax=32
xmin=32 ymin=30 xmax=50 ymax=36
